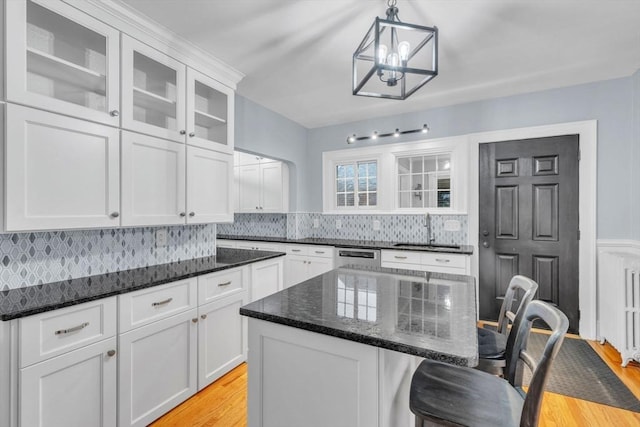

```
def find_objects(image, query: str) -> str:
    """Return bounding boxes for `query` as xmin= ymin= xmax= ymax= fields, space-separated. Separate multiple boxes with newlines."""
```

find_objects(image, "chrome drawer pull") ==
xmin=435 ymin=258 xmax=451 ymax=263
xmin=315 ymin=251 xmax=325 ymax=254
xmin=291 ymin=249 xmax=301 ymax=252
xmin=55 ymin=322 xmax=89 ymax=335
xmin=218 ymin=281 xmax=232 ymax=287
xmin=152 ymin=297 xmax=173 ymax=307
xmin=394 ymin=256 xmax=408 ymax=260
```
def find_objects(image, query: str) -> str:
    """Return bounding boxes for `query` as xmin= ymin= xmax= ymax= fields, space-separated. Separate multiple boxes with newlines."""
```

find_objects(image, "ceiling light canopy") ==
xmin=352 ymin=0 xmax=438 ymax=100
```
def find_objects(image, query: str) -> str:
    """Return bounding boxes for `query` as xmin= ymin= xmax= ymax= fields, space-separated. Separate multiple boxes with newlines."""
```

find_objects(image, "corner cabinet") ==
xmin=5 ymin=104 xmax=121 ymax=231
xmin=5 ymin=0 xmax=121 ymax=126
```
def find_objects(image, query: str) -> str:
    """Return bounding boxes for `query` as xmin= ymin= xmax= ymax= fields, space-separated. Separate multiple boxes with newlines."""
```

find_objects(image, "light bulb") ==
xmin=422 ymin=124 xmax=430 ymax=133
xmin=347 ymin=134 xmax=356 ymax=143
xmin=387 ymin=52 xmax=399 ymax=67
xmin=377 ymin=44 xmax=388 ymax=64
xmin=398 ymin=41 xmax=411 ymax=61
xmin=393 ymin=129 xmax=400 ymax=137
xmin=372 ymin=131 xmax=378 ymax=140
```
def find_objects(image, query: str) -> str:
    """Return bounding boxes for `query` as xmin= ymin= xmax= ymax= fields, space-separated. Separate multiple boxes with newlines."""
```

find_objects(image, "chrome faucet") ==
xmin=424 ymin=213 xmax=435 ymax=244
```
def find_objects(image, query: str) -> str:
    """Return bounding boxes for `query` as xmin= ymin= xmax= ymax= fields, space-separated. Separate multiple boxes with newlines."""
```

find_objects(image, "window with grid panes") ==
xmin=335 ymin=160 xmax=377 ymax=208
xmin=398 ymin=154 xmax=450 ymax=208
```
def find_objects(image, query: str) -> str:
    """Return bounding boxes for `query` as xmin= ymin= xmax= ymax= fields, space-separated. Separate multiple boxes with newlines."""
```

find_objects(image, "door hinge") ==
xmin=578 ymin=150 xmax=581 ymax=161
xmin=578 ymin=229 xmax=581 ymax=240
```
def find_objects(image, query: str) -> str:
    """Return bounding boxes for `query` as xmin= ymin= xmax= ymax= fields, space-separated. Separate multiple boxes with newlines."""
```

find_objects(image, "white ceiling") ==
xmin=120 ymin=0 xmax=640 ymax=129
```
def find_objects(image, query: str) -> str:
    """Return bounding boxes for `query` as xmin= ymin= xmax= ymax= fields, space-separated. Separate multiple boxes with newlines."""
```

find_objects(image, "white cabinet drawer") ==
xmin=20 ymin=297 xmax=117 ymax=367
xmin=307 ymin=246 xmax=334 ymax=258
xmin=422 ymin=252 xmax=467 ymax=270
xmin=119 ymin=279 xmax=197 ymax=333
xmin=198 ymin=267 xmax=246 ymax=304
xmin=286 ymin=245 xmax=309 ymax=256
xmin=381 ymin=250 xmax=423 ymax=265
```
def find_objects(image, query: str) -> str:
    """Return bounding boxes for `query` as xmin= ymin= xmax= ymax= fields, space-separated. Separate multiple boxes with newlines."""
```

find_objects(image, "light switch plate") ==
xmin=336 ymin=219 xmax=342 ymax=229
xmin=373 ymin=220 xmax=381 ymax=231
xmin=444 ymin=220 xmax=461 ymax=232
xmin=155 ymin=228 xmax=168 ymax=247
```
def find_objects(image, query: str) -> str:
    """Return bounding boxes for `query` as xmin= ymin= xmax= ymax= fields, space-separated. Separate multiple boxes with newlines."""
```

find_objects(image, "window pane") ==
xmin=437 ymin=155 xmax=451 ymax=171
xmin=369 ymin=177 xmax=377 ymax=191
xmin=423 ymin=156 xmax=437 ymax=172
xmin=345 ymin=165 xmax=355 ymax=178
xmin=398 ymin=158 xmax=410 ymax=174
xmin=337 ymin=194 xmax=345 ymax=206
xmin=411 ymin=157 xmax=423 ymax=174
xmin=412 ymin=192 xmax=423 ymax=208
xmin=346 ymin=178 xmax=354 ymax=192
xmin=412 ymin=174 xmax=422 ymax=191
xmin=337 ymin=165 xmax=345 ymax=178
xmin=399 ymin=175 xmax=410 ymax=191
xmin=399 ymin=192 xmax=411 ymax=208
xmin=424 ymin=190 xmax=436 ymax=207
xmin=358 ymin=193 xmax=367 ymax=206
xmin=368 ymin=162 xmax=377 ymax=176
xmin=438 ymin=191 xmax=451 ymax=207
xmin=438 ymin=177 xmax=450 ymax=190
xmin=358 ymin=163 xmax=367 ymax=177
xmin=337 ymin=179 xmax=345 ymax=192
xmin=369 ymin=192 xmax=377 ymax=206
xmin=346 ymin=193 xmax=355 ymax=206
xmin=358 ymin=178 xmax=367 ymax=192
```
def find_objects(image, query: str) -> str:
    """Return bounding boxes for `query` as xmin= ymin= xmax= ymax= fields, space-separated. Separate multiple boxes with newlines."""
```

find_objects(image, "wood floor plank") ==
xmin=152 ymin=339 xmax=640 ymax=426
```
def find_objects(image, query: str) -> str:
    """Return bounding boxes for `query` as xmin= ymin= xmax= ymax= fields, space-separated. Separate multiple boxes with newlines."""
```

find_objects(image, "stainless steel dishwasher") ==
xmin=335 ymin=248 xmax=381 ymax=268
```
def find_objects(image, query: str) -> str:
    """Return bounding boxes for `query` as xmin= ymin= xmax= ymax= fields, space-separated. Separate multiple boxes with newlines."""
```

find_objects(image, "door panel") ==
xmin=479 ymin=135 xmax=579 ymax=332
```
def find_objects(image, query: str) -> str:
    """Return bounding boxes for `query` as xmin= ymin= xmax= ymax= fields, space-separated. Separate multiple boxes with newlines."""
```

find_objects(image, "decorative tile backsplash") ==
xmin=0 ymin=224 xmax=217 ymax=291
xmin=220 ymin=212 xmax=468 ymax=245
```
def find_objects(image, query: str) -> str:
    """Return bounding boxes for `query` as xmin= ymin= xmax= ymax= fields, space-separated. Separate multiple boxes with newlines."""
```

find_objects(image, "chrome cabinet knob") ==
xmin=192 ymin=318 xmax=198 ymax=323
xmin=110 ymin=110 xmax=119 ymax=117
xmin=189 ymin=212 xmax=195 ymax=217
xmin=188 ymin=132 xmax=196 ymax=137
xmin=180 ymin=130 xmax=186 ymax=135
xmin=110 ymin=212 xmax=119 ymax=218
xmin=201 ymin=314 xmax=207 ymax=320
xmin=179 ymin=212 xmax=186 ymax=217
xmin=107 ymin=350 xmax=116 ymax=357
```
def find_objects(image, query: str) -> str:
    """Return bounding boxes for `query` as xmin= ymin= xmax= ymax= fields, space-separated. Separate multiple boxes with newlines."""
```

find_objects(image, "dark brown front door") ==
xmin=479 ymin=135 xmax=580 ymax=332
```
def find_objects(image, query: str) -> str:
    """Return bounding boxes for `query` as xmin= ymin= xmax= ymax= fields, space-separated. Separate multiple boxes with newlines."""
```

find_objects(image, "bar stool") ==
xmin=409 ymin=300 xmax=569 ymax=427
xmin=477 ymin=275 xmax=538 ymax=375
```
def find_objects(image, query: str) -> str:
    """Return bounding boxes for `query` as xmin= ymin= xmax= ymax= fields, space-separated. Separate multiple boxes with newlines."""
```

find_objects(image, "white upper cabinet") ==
xmin=187 ymin=147 xmax=233 ymax=223
xmin=236 ymin=157 xmax=289 ymax=213
xmin=5 ymin=104 xmax=120 ymax=231
xmin=121 ymin=35 xmax=186 ymax=142
xmin=186 ymin=68 xmax=234 ymax=153
xmin=5 ymin=0 xmax=120 ymax=126
xmin=121 ymin=131 xmax=186 ymax=226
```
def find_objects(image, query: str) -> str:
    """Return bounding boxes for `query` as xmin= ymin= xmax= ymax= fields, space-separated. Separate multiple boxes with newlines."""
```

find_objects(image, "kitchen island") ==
xmin=240 ymin=265 xmax=477 ymax=427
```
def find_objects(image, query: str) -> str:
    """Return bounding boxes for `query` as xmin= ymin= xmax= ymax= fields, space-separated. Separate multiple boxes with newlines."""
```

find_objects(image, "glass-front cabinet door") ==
xmin=121 ymin=35 xmax=186 ymax=142
xmin=5 ymin=0 xmax=120 ymax=126
xmin=186 ymin=68 xmax=234 ymax=153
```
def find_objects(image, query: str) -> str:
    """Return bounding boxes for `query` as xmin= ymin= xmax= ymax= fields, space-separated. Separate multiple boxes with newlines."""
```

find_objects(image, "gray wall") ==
xmin=306 ymin=77 xmax=635 ymax=239
xmin=234 ymin=95 xmax=308 ymax=211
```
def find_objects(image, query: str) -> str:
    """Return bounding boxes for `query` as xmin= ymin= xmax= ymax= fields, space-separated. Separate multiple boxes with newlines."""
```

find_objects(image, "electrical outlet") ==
xmin=313 ymin=218 xmax=320 ymax=228
xmin=336 ymin=219 xmax=342 ymax=229
xmin=444 ymin=220 xmax=461 ymax=232
xmin=373 ymin=220 xmax=381 ymax=231
xmin=155 ymin=228 xmax=168 ymax=247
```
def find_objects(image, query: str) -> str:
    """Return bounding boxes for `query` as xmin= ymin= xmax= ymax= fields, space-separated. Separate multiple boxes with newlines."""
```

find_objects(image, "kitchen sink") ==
xmin=393 ymin=243 xmax=461 ymax=250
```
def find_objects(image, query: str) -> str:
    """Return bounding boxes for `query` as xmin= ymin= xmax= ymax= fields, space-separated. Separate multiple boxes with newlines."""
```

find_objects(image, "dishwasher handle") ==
xmin=338 ymin=250 xmax=377 ymax=259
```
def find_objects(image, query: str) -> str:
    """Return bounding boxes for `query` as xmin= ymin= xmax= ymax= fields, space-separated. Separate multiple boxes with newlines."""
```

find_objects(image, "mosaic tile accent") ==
xmin=225 ymin=212 xmax=468 ymax=244
xmin=217 ymin=213 xmax=287 ymax=237
xmin=0 ymin=224 xmax=217 ymax=291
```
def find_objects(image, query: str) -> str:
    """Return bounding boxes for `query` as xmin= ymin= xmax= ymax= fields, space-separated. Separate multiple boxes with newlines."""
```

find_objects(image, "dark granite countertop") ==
xmin=240 ymin=265 xmax=478 ymax=366
xmin=217 ymin=234 xmax=474 ymax=254
xmin=0 ymin=248 xmax=285 ymax=321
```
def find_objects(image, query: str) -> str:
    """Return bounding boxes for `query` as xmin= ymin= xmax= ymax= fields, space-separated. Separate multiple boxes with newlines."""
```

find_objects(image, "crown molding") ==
xmin=63 ymin=0 xmax=245 ymax=89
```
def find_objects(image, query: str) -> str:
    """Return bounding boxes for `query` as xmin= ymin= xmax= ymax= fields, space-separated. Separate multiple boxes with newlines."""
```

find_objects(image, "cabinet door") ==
xmin=198 ymin=291 xmax=247 ymax=389
xmin=285 ymin=255 xmax=309 ymax=288
xmin=307 ymin=257 xmax=334 ymax=280
xmin=238 ymin=164 xmax=261 ymax=212
xmin=20 ymin=338 xmax=117 ymax=427
xmin=186 ymin=146 xmax=233 ymax=223
xmin=260 ymin=162 xmax=284 ymax=212
xmin=121 ymin=35 xmax=186 ymax=142
xmin=6 ymin=0 xmax=120 ymax=126
xmin=119 ymin=309 xmax=198 ymax=427
xmin=6 ymin=104 xmax=120 ymax=231
xmin=121 ymin=131 xmax=186 ymax=226
xmin=186 ymin=68 xmax=234 ymax=153
xmin=251 ymin=259 xmax=284 ymax=302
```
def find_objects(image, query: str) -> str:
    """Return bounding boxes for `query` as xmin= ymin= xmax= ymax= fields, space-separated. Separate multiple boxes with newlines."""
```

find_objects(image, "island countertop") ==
xmin=240 ymin=265 xmax=478 ymax=367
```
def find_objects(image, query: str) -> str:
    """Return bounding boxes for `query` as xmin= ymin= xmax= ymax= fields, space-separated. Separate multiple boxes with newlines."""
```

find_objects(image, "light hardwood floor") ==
xmin=152 ymin=340 xmax=640 ymax=427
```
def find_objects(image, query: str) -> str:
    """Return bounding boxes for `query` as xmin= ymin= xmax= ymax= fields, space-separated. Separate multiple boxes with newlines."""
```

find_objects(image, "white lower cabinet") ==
xmin=118 ymin=308 xmax=198 ymax=427
xmin=285 ymin=245 xmax=335 ymax=288
xmin=380 ymin=249 xmax=471 ymax=275
xmin=198 ymin=291 xmax=247 ymax=389
xmin=250 ymin=258 xmax=285 ymax=302
xmin=20 ymin=338 xmax=117 ymax=427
